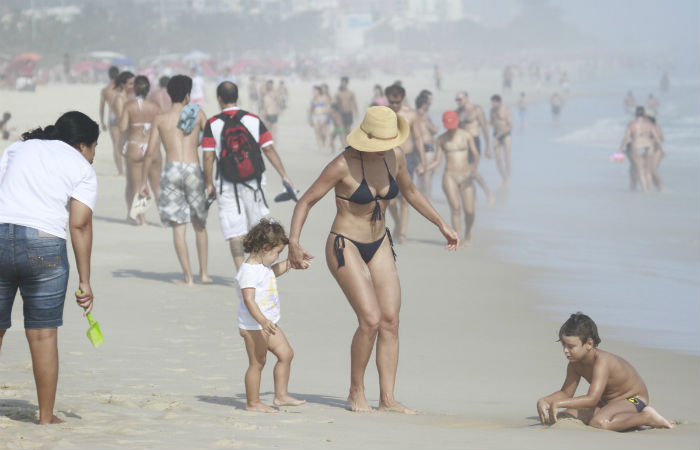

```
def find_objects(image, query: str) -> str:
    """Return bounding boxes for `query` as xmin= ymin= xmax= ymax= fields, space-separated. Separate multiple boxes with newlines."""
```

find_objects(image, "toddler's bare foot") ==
xmin=273 ymin=395 xmax=306 ymax=406
xmin=378 ymin=400 xmax=418 ymax=415
xmin=347 ymin=391 xmax=374 ymax=413
xmin=643 ymin=406 xmax=674 ymax=429
xmin=200 ymin=274 xmax=213 ymax=284
xmin=39 ymin=414 xmax=65 ymax=425
xmin=246 ymin=402 xmax=278 ymax=413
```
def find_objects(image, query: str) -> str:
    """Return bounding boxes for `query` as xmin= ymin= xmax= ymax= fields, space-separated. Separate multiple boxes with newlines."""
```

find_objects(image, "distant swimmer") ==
xmin=276 ymin=80 xmax=288 ymax=112
xmin=624 ymin=91 xmax=636 ymax=115
xmin=190 ymin=68 xmax=205 ymax=105
xmin=369 ymin=84 xmax=387 ymax=107
xmin=618 ymin=106 xmax=664 ymax=192
xmin=503 ymin=65 xmax=514 ymax=92
xmin=550 ymin=92 xmax=562 ymax=121
xmin=433 ymin=64 xmax=442 ymax=91
xmin=147 ymin=76 xmax=172 ymax=112
xmin=334 ymin=76 xmax=358 ymax=142
xmin=517 ymin=92 xmax=527 ymax=130
xmin=119 ymin=75 xmax=162 ymax=225
xmin=645 ymin=110 xmax=665 ymax=192
xmin=111 ymin=72 xmax=135 ymax=174
xmin=490 ymin=94 xmax=513 ymax=188
xmin=659 ymin=71 xmax=670 ymax=93
xmin=99 ymin=66 xmax=123 ymax=175
xmin=455 ymin=91 xmax=494 ymax=203
xmin=646 ymin=94 xmax=659 ymax=117
xmin=537 ymin=313 xmax=673 ymax=431
xmin=426 ymin=111 xmax=481 ymax=245
xmin=248 ymin=76 xmax=259 ymax=110
xmin=139 ymin=75 xmax=212 ymax=285
xmin=385 ymin=84 xmax=425 ymax=243
xmin=261 ymin=80 xmax=281 ymax=137
xmin=415 ymin=91 xmax=438 ymax=199
xmin=309 ymin=85 xmax=330 ymax=150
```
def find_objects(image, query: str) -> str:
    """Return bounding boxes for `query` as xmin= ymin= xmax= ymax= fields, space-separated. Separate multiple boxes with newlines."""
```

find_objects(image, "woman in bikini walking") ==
xmin=119 ymin=76 xmax=161 ymax=225
xmin=288 ymin=106 xmax=459 ymax=413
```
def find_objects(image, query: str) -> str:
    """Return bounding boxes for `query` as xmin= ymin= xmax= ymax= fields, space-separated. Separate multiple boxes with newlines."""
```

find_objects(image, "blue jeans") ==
xmin=0 ymin=224 xmax=69 ymax=329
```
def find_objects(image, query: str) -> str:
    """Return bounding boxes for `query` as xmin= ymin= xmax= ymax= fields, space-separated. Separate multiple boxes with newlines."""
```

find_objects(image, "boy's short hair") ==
xmin=159 ymin=76 xmax=170 ymax=88
xmin=635 ymin=106 xmax=645 ymax=117
xmin=217 ymin=81 xmax=238 ymax=104
xmin=558 ymin=312 xmax=601 ymax=346
xmin=133 ymin=75 xmax=150 ymax=97
xmin=491 ymin=94 xmax=502 ymax=102
xmin=385 ymin=84 xmax=406 ymax=100
xmin=167 ymin=75 xmax=192 ymax=103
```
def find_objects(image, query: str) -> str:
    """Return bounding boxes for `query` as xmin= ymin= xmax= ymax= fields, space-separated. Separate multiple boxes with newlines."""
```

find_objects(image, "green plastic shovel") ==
xmin=78 ymin=289 xmax=103 ymax=348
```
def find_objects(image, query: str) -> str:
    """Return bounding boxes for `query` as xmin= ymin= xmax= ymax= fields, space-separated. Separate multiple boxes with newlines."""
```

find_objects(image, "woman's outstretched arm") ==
xmin=393 ymin=148 xmax=459 ymax=250
xmin=288 ymin=155 xmax=347 ymax=268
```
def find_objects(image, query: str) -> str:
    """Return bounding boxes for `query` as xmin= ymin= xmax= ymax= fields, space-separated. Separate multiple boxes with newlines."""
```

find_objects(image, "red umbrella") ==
xmin=12 ymin=53 xmax=42 ymax=63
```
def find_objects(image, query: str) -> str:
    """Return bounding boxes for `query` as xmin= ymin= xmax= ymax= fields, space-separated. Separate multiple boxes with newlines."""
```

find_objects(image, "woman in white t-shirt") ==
xmin=0 ymin=111 xmax=99 ymax=425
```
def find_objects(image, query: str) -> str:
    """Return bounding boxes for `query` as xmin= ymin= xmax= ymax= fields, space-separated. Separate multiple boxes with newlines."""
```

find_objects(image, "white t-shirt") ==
xmin=0 ymin=139 xmax=98 ymax=239
xmin=236 ymin=262 xmax=280 ymax=330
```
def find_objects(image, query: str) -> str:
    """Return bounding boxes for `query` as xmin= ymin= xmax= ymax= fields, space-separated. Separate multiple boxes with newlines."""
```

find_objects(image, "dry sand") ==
xmin=0 ymin=75 xmax=698 ymax=449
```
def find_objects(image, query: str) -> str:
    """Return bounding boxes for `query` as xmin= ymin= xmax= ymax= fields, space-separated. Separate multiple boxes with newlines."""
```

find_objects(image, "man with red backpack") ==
xmin=202 ymin=81 xmax=294 ymax=271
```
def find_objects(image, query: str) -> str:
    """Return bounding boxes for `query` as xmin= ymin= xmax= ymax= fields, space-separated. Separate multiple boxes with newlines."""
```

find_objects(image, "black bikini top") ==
xmin=336 ymin=151 xmax=399 ymax=222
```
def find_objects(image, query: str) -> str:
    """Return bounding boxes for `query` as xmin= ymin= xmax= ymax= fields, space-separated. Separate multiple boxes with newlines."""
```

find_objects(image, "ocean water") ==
xmin=430 ymin=76 xmax=700 ymax=355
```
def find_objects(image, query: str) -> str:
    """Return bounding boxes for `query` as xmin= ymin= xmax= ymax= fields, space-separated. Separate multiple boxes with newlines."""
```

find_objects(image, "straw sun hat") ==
xmin=346 ymin=106 xmax=410 ymax=152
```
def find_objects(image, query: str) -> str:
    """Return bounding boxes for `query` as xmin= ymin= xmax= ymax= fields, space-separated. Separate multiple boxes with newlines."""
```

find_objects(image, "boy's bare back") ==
xmin=570 ymin=349 xmax=649 ymax=405
xmin=152 ymin=107 xmax=207 ymax=165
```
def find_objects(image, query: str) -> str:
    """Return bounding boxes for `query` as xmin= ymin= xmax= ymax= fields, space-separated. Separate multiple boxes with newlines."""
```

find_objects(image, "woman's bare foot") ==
xmin=347 ymin=391 xmax=374 ymax=413
xmin=273 ymin=394 xmax=306 ymax=407
xmin=174 ymin=277 xmax=194 ymax=287
xmin=643 ymin=406 xmax=674 ymax=429
xmin=39 ymin=414 xmax=65 ymax=425
xmin=378 ymin=400 xmax=418 ymax=415
xmin=245 ymin=402 xmax=278 ymax=413
xmin=200 ymin=274 xmax=213 ymax=284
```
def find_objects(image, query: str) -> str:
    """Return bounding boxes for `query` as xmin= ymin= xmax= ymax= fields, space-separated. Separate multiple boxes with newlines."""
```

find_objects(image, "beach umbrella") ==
xmin=112 ymin=57 xmax=136 ymax=67
xmin=88 ymin=51 xmax=125 ymax=60
xmin=183 ymin=50 xmax=210 ymax=62
xmin=11 ymin=53 xmax=42 ymax=63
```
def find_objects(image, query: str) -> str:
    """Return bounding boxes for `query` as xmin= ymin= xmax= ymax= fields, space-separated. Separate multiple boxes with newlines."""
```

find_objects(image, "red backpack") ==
xmin=217 ymin=110 xmax=267 ymax=213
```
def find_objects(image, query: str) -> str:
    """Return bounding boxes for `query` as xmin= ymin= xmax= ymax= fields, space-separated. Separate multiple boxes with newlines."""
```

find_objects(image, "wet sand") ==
xmin=0 ymin=76 xmax=698 ymax=449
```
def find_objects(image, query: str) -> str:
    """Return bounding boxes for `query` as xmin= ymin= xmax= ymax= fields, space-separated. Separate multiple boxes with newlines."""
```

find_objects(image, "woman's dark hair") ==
xmin=134 ymin=75 xmax=150 ymax=97
xmin=22 ymin=111 xmax=99 ymax=148
xmin=167 ymin=75 xmax=192 ymax=103
xmin=558 ymin=312 xmax=601 ymax=347
xmin=108 ymin=66 xmax=120 ymax=80
xmin=115 ymin=71 xmax=134 ymax=89
xmin=243 ymin=219 xmax=289 ymax=254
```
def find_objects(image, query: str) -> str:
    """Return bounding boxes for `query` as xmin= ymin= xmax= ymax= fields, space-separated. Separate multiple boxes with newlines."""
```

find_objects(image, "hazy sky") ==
xmin=472 ymin=0 xmax=699 ymax=54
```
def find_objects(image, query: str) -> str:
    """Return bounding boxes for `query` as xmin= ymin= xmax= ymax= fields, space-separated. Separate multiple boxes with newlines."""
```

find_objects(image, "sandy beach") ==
xmin=0 ymin=74 xmax=698 ymax=449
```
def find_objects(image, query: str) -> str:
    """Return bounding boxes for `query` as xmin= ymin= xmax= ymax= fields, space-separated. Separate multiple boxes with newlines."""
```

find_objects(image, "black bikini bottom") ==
xmin=330 ymin=228 xmax=396 ymax=268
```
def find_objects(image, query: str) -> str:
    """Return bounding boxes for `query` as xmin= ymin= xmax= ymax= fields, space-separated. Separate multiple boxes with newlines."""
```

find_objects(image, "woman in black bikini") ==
xmin=288 ymin=106 xmax=459 ymax=414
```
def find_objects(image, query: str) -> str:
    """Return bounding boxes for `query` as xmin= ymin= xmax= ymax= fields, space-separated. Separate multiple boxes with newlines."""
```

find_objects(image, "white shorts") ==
xmin=217 ymin=177 xmax=269 ymax=240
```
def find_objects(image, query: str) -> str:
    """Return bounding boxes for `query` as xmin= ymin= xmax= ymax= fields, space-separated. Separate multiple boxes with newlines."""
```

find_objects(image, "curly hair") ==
xmin=243 ymin=218 xmax=289 ymax=254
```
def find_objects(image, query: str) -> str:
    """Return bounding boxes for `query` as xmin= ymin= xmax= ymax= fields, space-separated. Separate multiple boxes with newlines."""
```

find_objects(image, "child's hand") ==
xmin=262 ymin=320 xmax=277 ymax=336
xmin=548 ymin=401 xmax=560 ymax=424
xmin=537 ymin=398 xmax=550 ymax=425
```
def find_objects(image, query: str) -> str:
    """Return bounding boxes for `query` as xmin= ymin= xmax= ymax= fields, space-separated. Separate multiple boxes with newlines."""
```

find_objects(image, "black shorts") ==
xmin=266 ymin=114 xmax=278 ymax=124
xmin=469 ymin=136 xmax=482 ymax=164
xmin=341 ymin=112 xmax=353 ymax=129
xmin=405 ymin=151 xmax=419 ymax=178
